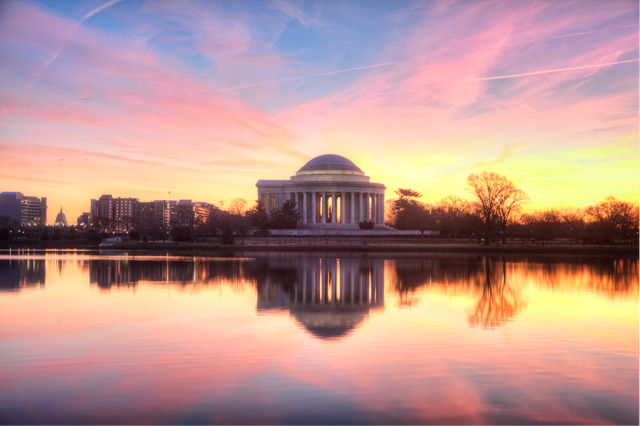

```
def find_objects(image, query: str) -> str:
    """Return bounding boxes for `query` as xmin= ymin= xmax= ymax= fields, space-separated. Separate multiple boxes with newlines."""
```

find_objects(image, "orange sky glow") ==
xmin=0 ymin=0 xmax=637 ymax=223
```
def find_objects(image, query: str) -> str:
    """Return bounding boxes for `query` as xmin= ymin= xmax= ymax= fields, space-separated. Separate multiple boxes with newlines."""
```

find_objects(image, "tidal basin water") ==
xmin=0 ymin=251 xmax=637 ymax=425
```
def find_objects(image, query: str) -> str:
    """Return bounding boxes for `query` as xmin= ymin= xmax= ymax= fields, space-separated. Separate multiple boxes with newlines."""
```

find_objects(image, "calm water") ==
xmin=0 ymin=251 xmax=637 ymax=425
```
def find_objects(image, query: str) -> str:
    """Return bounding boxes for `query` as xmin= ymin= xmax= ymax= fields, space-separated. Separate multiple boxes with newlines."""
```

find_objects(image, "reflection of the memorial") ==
xmin=256 ymin=257 xmax=385 ymax=339
xmin=0 ymin=259 xmax=45 ymax=291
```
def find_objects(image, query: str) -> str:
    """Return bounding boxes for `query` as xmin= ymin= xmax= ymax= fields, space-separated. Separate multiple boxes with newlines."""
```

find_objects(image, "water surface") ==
xmin=0 ymin=251 xmax=637 ymax=424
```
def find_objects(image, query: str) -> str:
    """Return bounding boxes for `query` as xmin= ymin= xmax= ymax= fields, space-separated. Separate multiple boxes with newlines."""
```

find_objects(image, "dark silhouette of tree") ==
xmin=389 ymin=188 xmax=433 ymax=236
xmin=395 ymin=188 xmax=423 ymax=199
xmin=0 ymin=216 xmax=20 ymax=240
xmin=435 ymin=195 xmax=477 ymax=239
xmin=221 ymin=220 xmax=235 ymax=245
xmin=586 ymin=196 xmax=639 ymax=243
xmin=246 ymin=200 xmax=269 ymax=229
xmin=466 ymin=171 xmax=528 ymax=244
xmin=559 ymin=207 xmax=586 ymax=242
xmin=230 ymin=213 xmax=249 ymax=244
xmin=270 ymin=199 xmax=301 ymax=229
xmin=171 ymin=225 xmax=193 ymax=241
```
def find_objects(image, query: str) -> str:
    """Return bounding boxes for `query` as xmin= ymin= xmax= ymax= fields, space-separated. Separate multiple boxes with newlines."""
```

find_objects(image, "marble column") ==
xmin=302 ymin=192 xmax=307 ymax=224
xmin=311 ymin=192 xmax=317 ymax=224
xmin=364 ymin=193 xmax=369 ymax=222
xmin=331 ymin=192 xmax=337 ymax=224
xmin=349 ymin=192 xmax=356 ymax=223
xmin=371 ymin=194 xmax=377 ymax=224
xmin=339 ymin=192 xmax=345 ymax=224
xmin=320 ymin=192 xmax=325 ymax=223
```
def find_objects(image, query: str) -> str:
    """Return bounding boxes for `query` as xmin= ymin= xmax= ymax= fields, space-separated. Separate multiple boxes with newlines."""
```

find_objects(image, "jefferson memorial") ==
xmin=256 ymin=154 xmax=386 ymax=228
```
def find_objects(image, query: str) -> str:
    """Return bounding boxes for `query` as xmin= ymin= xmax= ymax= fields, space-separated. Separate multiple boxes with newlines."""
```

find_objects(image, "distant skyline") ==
xmin=0 ymin=0 xmax=638 ymax=224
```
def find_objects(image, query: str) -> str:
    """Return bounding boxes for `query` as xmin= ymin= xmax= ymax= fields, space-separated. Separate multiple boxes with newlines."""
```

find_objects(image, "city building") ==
xmin=77 ymin=212 xmax=91 ymax=226
xmin=137 ymin=200 xmax=171 ymax=231
xmin=92 ymin=195 xmax=137 ymax=231
xmin=54 ymin=208 xmax=67 ymax=226
xmin=256 ymin=154 xmax=386 ymax=228
xmin=0 ymin=192 xmax=47 ymax=226
xmin=192 ymin=201 xmax=216 ymax=225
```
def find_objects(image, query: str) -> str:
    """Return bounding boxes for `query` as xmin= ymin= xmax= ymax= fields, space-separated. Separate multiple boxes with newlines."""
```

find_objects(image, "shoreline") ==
xmin=1 ymin=240 xmax=637 ymax=256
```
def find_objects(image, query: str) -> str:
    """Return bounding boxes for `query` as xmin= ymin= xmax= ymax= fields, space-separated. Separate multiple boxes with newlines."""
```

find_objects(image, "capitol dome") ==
xmin=55 ymin=207 xmax=67 ymax=226
xmin=297 ymin=154 xmax=363 ymax=174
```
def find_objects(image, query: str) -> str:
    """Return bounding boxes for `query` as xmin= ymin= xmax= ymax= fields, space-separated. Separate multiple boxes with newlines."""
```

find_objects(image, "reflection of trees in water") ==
xmin=391 ymin=255 xmax=637 ymax=298
xmin=392 ymin=256 xmax=526 ymax=327
xmin=468 ymin=257 xmax=527 ymax=329
xmin=392 ymin=257 xmax=484 ymax=307
xmin=0 ymin=260 xmax=46 ymax=291
xmin=390 ymin=254 xmax=637 ymax=328
xmin=528 ymin=257 xmax=638 ymax=296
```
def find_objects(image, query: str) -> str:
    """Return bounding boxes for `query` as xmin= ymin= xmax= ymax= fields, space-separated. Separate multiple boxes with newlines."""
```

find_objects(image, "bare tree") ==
xmin=586 ymin=196 xmax=639 ymax=242
xmin=467 ymin=171 xmax=529 ymax=244
xmin=436 ymin=195 xmax=473 ymax=239
xmin=228 ymin=198 xmax=248 ymax=216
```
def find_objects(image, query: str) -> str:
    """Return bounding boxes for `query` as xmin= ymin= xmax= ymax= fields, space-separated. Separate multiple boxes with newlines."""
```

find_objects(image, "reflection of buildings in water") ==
xmin=90 ymin=260 xmax=139 ymax=289
xmin=89 ymin=260 xmax=198 ymax=289
xmin=88 ymin=259 xmax=254 ymax=289
xmin=0 ymin=260 xmax=45 ymax=291
xmin=257 ymin=257 xmax=385 ymax=339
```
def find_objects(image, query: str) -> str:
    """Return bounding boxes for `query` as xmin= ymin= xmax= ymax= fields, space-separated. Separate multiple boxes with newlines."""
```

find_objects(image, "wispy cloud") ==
xmin=475 ymin=59 xmax=639 ymax=81
xmin=0 ymin=0 xmax=124 ymax=120
xmin=511 ymin=23 xmax=639 ymax=45
xmin=81 ymin=0 xmax=123 ymax=21
xmin=270 ymin=0 xmax=325 ymax=28
xmin=217 ymin=60 xmax=402 ymax=92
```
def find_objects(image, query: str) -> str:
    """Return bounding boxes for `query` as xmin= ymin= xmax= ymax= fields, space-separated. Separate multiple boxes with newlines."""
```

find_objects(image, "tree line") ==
xmin=388 ymin=171 xmax=638 ymax=245
xmin=1 ymin=171 xmax=637 ymax=246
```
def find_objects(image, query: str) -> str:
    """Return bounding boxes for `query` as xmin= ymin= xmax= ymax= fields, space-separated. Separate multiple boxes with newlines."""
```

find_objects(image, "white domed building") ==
xmin=256 ymin=154 xmax=386 ymax=228
xmin=55 ymin=207 xmax=67 ymax=226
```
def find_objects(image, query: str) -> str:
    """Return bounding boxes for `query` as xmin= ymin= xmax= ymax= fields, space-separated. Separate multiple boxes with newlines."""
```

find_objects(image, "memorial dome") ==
xmin=297 ymin=154 xmax=363 ymax=173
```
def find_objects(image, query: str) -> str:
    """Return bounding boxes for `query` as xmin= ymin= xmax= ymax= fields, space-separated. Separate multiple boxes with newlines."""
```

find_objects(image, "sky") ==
xmin=0 ymin=0 xmax=638 ymax=224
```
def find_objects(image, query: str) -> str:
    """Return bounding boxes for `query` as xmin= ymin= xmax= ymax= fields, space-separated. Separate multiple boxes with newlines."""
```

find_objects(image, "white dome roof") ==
xmin=297 ymin=154 xmax=363 ymax=173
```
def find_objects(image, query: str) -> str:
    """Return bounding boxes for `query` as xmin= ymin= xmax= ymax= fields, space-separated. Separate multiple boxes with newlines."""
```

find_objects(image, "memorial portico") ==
xmin=256 ymin=154 xmax=386 ymax=229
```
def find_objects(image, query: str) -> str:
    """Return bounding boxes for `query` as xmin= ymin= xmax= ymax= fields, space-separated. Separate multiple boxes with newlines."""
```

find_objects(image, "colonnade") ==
xmin=260 ymin=190 xmax=385 ymax=225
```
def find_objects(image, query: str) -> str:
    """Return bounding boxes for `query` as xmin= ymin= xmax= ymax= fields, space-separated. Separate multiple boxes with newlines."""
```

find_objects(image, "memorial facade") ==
xmin=256 ymin=154 xmax=386 ymax=228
